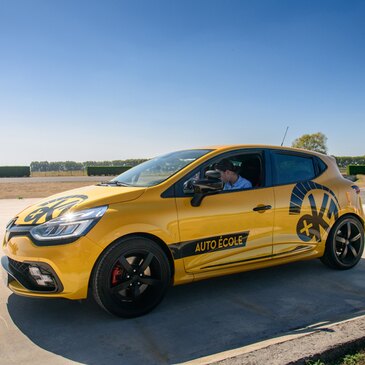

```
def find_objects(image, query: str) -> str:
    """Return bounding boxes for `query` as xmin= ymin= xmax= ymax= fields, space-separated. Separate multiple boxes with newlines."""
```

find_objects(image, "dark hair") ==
xmin=215 ymin=159 xmax=237 ymax=172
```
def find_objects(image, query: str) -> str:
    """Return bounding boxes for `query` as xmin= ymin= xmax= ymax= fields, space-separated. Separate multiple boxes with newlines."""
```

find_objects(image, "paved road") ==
xmin=0 ymin=176 xmax=111 ymax=183
xmin=1 ymin=199 xmax=365 ymax=365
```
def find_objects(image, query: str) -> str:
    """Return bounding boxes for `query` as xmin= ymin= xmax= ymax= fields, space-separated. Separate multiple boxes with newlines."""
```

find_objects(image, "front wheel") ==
xmin=92 ymin=236 xmax=171 ymax=318
xmin=321 ymin=216 xmax=364 ymax=270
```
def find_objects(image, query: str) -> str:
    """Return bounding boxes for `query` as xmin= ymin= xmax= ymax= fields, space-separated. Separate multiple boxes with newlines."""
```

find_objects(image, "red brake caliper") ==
xmin=111 ymin=265 xmax=123 ymax=285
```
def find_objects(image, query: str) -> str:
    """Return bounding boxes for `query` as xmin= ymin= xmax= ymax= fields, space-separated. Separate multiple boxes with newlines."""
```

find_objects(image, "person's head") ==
xmin=215 ymin=159 xmax=239 ymax=183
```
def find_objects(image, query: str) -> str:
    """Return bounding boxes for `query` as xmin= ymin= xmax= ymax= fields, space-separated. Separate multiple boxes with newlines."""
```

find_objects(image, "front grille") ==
xmin=8 ymin=258 xmax=30 ymax=276
xmin=6 ymin=224 xmax=34 ymax=242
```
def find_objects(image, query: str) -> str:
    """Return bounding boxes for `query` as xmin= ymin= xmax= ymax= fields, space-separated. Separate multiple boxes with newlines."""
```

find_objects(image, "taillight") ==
xmin=351 ymin=185 xmax=360 ymax=195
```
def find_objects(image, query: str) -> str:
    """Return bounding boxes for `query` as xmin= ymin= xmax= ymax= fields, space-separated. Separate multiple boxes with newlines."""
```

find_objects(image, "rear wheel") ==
xmin=321 ymin=216 xmax=364 ymax=270
xmin=92 ymin=236 xmax=171 ymax=318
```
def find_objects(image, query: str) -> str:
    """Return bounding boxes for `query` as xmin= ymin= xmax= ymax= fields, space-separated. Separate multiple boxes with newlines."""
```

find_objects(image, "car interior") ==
xmin=207 ymin=153 xmax=263 ymax=189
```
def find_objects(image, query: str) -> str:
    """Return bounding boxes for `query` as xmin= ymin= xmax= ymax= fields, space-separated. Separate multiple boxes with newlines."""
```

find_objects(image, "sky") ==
xmin=0 ymin=0 xmax=364 ymax=165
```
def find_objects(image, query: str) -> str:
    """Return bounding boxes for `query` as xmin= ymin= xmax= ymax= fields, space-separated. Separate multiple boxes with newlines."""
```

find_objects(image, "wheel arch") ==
xmin=337 ymin=212 xmax=364 ymax=227
xmin=320 ymin=212 xmax=365 ymax=269
xmin=88 ymin=232 xmax=175 ymax=292
xmin=325 ymin=212 xmax=364 ymax=247
xmin=121 ymin=232 xmax=176 ymax=278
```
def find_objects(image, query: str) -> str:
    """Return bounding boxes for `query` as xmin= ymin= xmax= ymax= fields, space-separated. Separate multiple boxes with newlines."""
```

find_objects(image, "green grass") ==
xmin=306 ymin=360 xmax=326 ymax=365
xmin=306 ymin=351 xmax=365 ymax=365
xmin=341 ymin=353 xmax=365 ymax=365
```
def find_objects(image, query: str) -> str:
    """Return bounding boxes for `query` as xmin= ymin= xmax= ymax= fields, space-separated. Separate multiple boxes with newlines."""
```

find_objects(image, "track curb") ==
xmin=178 ymin=314 xmax=365 ymax=365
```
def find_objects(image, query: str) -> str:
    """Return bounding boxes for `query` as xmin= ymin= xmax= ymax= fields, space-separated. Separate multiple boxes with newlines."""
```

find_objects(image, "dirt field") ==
xmin=31 ymin=170 xmax=86 ymax=177
xmin=0 ymin=181 xmax=101 ymax=199
xmin=357 ymin=174 xmax=365 ymax=187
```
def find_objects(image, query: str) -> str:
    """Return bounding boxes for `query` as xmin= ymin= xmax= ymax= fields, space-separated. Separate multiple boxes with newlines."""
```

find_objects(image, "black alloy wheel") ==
xmin=92 ymin=237 xmax=171 ymax=318
xmin=321 ymin=216 xmax=364 ymax=270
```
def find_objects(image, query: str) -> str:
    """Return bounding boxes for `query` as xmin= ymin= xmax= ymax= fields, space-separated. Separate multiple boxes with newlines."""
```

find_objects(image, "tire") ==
xmin=321 ymin=216 xmax=364 ymax=270
xmin=92 ymin=236 xmax=171 ymax=318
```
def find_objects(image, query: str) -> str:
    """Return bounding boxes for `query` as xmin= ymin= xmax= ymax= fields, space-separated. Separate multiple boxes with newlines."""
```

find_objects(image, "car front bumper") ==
xmin=2 ymin=233 xmax=103 ymax=300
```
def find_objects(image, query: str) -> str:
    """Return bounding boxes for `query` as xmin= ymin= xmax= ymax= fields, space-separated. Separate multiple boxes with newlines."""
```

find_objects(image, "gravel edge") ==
xmin=179 ymin=314 xmax=365 ymax=365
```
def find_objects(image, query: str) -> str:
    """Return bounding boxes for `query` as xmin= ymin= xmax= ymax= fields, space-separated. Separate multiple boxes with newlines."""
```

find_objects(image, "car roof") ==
xmin=199 ymin=144 xmax=328 ymax=157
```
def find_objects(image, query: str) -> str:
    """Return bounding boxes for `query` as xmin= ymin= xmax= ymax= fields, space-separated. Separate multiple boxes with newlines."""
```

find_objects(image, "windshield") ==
xmin=111 ymin=149 xmax=212 ymax=187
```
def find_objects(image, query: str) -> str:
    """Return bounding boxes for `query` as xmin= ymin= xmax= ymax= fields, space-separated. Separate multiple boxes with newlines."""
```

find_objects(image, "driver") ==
xmin=215 ymin=159 xmax=252 ymax=190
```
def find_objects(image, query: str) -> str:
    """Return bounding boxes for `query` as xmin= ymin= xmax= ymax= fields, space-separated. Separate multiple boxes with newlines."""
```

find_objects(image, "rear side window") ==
xmin=273 ymin=153 xmax=316 ymax=185
xmin=316 ymin=157 xmax=327 ymax=175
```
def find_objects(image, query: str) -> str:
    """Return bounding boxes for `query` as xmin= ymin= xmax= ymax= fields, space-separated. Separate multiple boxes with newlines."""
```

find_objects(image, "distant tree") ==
xmin=83 ymin=161 xmax=98 ymax=167
xmin=335 ymin=156 xmax=365 ymax=168
xmin=64 ymin=161 xmax=83 ymax=171
xmin=30 ymin=159 xmax=148 ymax=171
xmin=49 ymin=161 xmax=62 ymax=171
xmin=83 ymin=161 xmax=111 ymax=167
xmin=30 ymin=161 xmax=41 ymax=172
xmin=38 ymin=161 xmax=50 ymax=171
xmin=121 ymin=159 xmax=148 ymax=166
xmin=292 ymin=132 xmax=328 ymax=154
xmin=112 ymin=160 xmax=124 ymax=166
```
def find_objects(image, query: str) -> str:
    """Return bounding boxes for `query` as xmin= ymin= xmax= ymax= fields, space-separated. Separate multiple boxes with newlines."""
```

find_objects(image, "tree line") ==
xmin=28 ymin=133 xmax=364 ymax=172
xmin=30 ymin=159 xmax=148 ymax=172
xmin=335 ymin=156 xmax=365 ymax=169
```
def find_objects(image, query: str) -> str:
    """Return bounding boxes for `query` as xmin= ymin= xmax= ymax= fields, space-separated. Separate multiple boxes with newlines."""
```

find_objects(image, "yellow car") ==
xmin=2 ymin=145 xmax=364 ymax=317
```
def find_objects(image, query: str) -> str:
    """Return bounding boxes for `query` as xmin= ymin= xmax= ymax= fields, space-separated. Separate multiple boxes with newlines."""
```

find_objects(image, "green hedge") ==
xmin=0 ymin=166 xmax=30 ymax=177
xmin=347 ymin=165 xmax=365 ymax=175
xmin=335 ymin=156 xmax=365 ymax=168
xmin=86 ymin=166 xmax=131 ymax=176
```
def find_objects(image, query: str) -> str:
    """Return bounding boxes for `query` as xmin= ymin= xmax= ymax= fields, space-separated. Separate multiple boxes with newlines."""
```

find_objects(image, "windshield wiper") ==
xmin=97 ymin=181 xmax=131 ymax=187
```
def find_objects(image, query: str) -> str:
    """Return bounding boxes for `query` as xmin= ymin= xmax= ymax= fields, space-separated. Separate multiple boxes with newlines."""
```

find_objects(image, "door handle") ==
xmin=253 ymin=204 xmax=272 ymax=212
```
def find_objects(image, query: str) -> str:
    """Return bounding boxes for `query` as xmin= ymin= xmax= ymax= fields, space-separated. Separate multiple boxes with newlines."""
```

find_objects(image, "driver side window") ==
xmin=181 ymin=151 xmax=264 ymax=195
xmin=206 ymin=153 xmax=263 ymax=190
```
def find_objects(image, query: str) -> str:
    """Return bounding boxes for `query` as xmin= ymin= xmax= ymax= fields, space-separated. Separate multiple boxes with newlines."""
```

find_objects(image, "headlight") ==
xmin=30 ymin=206 xmax=107 ymax=243
xmin=6 ymin=217 xmax=17 ymax=230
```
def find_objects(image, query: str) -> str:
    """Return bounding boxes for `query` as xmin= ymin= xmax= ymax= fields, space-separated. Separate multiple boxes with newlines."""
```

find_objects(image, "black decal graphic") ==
xmin=24 ymin=195 xmax=88 ymax=224
xmin=289 ymin=181 xmax=339 ymax=242
xmin=170 ymin=231 xmax=249 ymax=259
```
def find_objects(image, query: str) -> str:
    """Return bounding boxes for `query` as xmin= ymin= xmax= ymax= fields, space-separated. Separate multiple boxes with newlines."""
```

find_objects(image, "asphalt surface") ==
xmin=196 ymin=315 xmax=365 ymax=365
xmin=1 ymin=196 xmax=365 ymax=365
xmin=0 ymin=176 xmax=111 ymax=183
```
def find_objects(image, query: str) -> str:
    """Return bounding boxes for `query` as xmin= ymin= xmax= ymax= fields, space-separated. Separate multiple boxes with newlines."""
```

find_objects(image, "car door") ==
xmin=174 ymin=149 xmax=275 ymax=274
xmin=271 ymin=150 xmax=339 ymax=256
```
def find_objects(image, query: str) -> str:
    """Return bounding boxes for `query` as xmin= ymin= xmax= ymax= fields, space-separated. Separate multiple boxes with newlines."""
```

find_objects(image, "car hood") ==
xmin=14 ymin=184 xmax=146 ymax=225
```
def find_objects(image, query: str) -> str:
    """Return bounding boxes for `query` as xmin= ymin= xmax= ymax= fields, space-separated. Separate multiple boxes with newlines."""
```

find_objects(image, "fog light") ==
xmin=29 ymin=266 xmax=55 ymax=287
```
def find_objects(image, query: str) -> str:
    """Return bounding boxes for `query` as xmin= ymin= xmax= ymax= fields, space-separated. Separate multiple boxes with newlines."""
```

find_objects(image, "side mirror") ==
xmin=205 ymin=170 xmax=221 ymax=179
xmin=192 ymin=178 xmax=223 ymax=193
xmin=183 ymin=170 xmax=222 ymax=194
xmin=191 ymin=173 xmax=223 ymax=207
xmin=183 ymin=179 xmax=195 ymax=194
